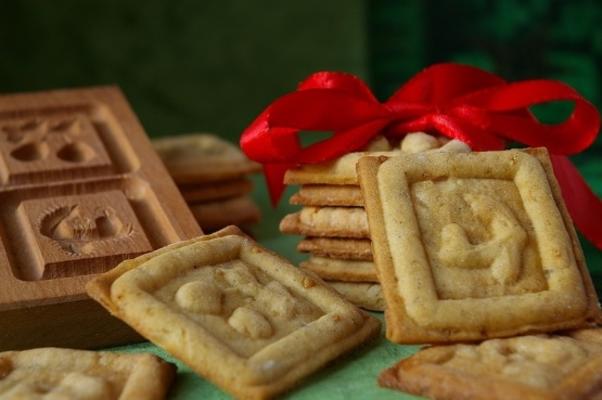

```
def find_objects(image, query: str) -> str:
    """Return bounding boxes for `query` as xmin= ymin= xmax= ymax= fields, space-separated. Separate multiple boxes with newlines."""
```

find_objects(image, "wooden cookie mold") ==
xmin=0 ymin=86 xmax=201 ymax=350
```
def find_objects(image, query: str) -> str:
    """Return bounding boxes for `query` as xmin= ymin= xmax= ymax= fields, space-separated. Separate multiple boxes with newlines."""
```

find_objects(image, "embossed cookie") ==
xmin=297 ymin=237 xmax=373 ymax=261
xmin=153 ymin=133 xmax=261 ymax=184
xmin=357 ymin=148 xmax=600 ymax=343
xmin=379 ymin=328 xmax=602 ymax=400
xmin=179 ymin=178 xmax=254 ymax=203
xmin=284 ymin=133 xmax=469 ymax=186
xmin=327 ymin=281 xmax=385 ymax=312
xmin=190 ymin=195 xmax=261 ymax=231
xmin=300 ymin=256 xmax=378 ymax=283
xmin=280 ymin=207 xmax=369 ymax=239
xmin=86 ymin=226 xmax=380 ymax=400
xmin=0 ymin=347 xmax=175 ymax=399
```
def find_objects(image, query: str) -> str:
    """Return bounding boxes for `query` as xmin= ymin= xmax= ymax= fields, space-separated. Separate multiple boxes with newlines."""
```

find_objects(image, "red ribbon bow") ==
xmin=240 ymin=63 xmax=602 ymax=249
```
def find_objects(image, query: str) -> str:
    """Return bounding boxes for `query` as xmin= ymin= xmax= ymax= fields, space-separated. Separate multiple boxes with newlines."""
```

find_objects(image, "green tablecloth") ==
xmin=109 ymin=170 xmax=602 ymax=400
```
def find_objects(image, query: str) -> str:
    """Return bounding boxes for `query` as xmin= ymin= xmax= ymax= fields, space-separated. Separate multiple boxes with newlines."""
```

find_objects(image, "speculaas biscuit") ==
xmin=379 ymin=328 xmax=602 ymax=400
xmin=284 ymin=133 xmax=470 ymax=186
xmin=0 ymin=347 xmax=175 ymax=399
xmin=300 ymin=256 xmax=378 ymax=283
xmin=279 ymin=207 xmax=369 ymax=239
xmin=297 ymin=237 xmax=373 ymax=261
xmin=327 ymin=281 xmax=385 ymax=312
xmin=86 ymin=226 xmax=380 ymax=400
xmin=153 ymin=133 xmax=260 ymax=184
xmin=179 ymin=178 xmax=253 ymax=203
xmin=290 ymin=185 xmax=364 ymax=207
xmin=189 ymin=195 xmax=260 ymax=231
xmin=357 ymin=148 xmax=601 ymax=343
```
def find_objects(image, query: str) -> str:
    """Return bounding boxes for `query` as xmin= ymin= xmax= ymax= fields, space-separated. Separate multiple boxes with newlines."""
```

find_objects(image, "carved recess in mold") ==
xmin=16 ymin=190 xmax=153 ymax=280
xmin=0 ymin=114 xmax=113 ymax=184
xmin=40 ymin=205 xmax=135 ymax=256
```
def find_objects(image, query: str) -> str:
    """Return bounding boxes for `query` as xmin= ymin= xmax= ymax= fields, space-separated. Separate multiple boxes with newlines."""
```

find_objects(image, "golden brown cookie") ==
xmin=290 ymin=185 xmax=364 ymax=207
xmin=379 ymin=328 xmax=602 ymax=400
xmin=279 ymin=207 xmax=369 ymax=239
xmin=327 ymin=281 xmax=385 ymax=312
xmin=153 ymin=133 xmax=261 ymax=184
xmin=357 ymin=148 xmax=600 ymax=343
xmin=86 ymin=226 xmax=380 ymax=400
xmin=190 ymin=195 xmax=260 ymax=231
xmin=179 ymin=178 xmax=254 ymax=203
xmin=0 ymin=348 xmax=175 ymax=399
xmin=300 ymin=256 xmax=378 ymax=283
xmin=297 ymin=237 xmax=373 ymax=261
xmin=284 ymin=133 xmax=470 ymax=186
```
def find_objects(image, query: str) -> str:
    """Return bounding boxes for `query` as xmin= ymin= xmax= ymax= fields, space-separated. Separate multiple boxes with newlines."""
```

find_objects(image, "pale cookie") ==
xmin=190 ymin=195 xmax=260 ymax=231
xmin=300 ymin=256 xmax=378 ymax=283
xmin=284 ymin=133 xmax=470 ymax=186
xmin=327 ymin=281 xmax=385 ymax=312
xmin=284 ymin=151 xmax=397 ymax=186
xmin=379 ymin=328 xmax=602 ymax=400
xmin=86 ymin=226 xmax=380 ymax=400
xmin=153 ymin=133 xmax=261 ymax=184
xmin=0 ymin=348 xmax=175 ymax=400
xmin=179 ymin=178 xmax=253 ymax=203
xmin=297 ymin=237 xmax=373 ymax=261
xmin=280 ymin=207 xmax=369 ymax=239
xmin=290 ymin=185 xmax=364 ymax=207
xmin=357 ymin=148 xmax=600 ymax=343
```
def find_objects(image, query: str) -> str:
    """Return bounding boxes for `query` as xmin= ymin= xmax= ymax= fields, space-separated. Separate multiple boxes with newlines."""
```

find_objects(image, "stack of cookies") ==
xmin=153 ymin=133 xmax=262 ymax=233
xmin=280 ymin=133 xmax=470 ymax=311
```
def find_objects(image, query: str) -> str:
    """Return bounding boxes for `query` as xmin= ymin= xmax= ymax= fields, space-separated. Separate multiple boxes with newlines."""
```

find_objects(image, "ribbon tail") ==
xmin=550 ymin=155 xmax=602 ymax=249
xmin=264 ymin=163 xmax=294 ymax=206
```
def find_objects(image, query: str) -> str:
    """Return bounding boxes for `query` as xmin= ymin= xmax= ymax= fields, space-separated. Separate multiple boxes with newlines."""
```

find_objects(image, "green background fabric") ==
xmin=1 ymin=1 xmax=601 ymax=398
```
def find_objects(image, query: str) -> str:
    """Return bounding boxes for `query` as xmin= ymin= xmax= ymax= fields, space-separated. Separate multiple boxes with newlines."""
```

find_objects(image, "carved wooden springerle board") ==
xmin=0 ymin=86 xmax=202 ymax=350
xmin=357 ymin=148 xmax=600 ymax=343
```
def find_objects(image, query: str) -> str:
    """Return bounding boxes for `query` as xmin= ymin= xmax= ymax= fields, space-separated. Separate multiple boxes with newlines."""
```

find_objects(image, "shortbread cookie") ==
xmin=86 ymin=226 xmax=380 ymax=400
xmin=0 ymin=348 xmax=175 ymax=399
xmin=300 ymin=256 xmax=378 ymax=283
xmin=284 ymin=133 xmax=470 ymax=186
xmin=327 ymin=281 xmax=385 ymax=312
xmin=279 ymin=207 xmax=369 ymax=239
xmin=190 ymin=195 xmax=260 ymax=231
xmin=285 ymin=151 xmax=397 ymax=186
xmin=153 ymin=133 xmax=261 ymax=183
xmin=290 ymin=185 xmax=364 ymax=207
xmin=179 ymin=178 xmax=253 ymax=203
xmin=297 ymin=237 xmax=373 ymax=261
xmin=357 ymin=148 xmax=600 ymax=343
xmin=379 ymin=328 xmax=602 ymax=400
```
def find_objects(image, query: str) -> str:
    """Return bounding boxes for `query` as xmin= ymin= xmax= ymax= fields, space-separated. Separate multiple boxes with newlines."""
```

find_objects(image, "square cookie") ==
xmin=86 ymin=226 xmax=380 ymax=400
xmin=357 ymin=148 xmax=600 ymax=343
xmin=379 ymin=328 xmax=602 ymax=400
xmin=0 ymin=347 xmax=175 ymax=399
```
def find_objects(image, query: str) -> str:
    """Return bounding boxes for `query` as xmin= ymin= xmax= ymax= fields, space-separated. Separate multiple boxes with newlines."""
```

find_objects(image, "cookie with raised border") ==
xmin=153 ymin=133 xmax=260 ymax=184
xmin=300 ymin=256 xmax=378 ymax=283
xmin=297 ymin=237 xmax=373 ymax=261
xmin=357 ymin=148 xmax=600 ymax=343
xmin=86 ymin=226 xmax=380 ymax=400
xmin=280 ymin=207 xmax=369 ymax=239
xmin=0 ymin=347 xmax=174 ymax=399
xmin=379 ymin=328 xmax=602 ymax=400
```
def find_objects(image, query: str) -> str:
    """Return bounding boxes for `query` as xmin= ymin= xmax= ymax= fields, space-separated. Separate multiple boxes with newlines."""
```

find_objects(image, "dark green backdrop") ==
xmin=0 ymin=0 xmax=600 ymax=287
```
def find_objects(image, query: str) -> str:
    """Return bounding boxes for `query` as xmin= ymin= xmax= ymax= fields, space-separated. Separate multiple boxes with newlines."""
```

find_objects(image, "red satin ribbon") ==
xmin=240 ymin=63 xmax=602 ymax=249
